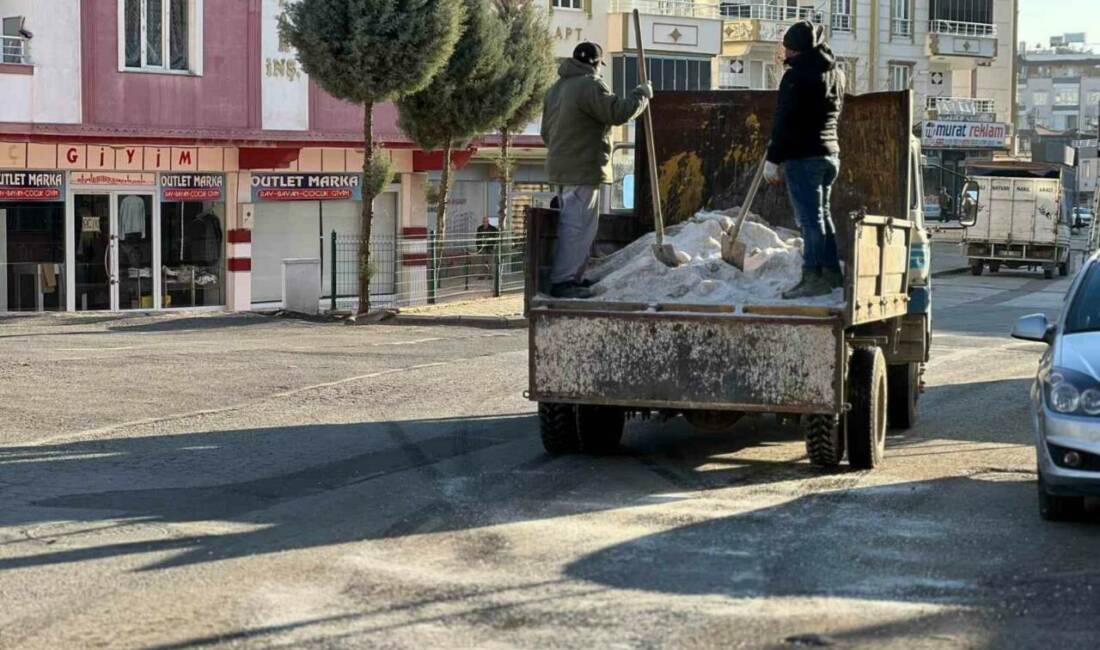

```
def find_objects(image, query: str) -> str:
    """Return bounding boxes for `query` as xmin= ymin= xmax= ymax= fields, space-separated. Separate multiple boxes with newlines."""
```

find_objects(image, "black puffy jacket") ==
xmin=766 ymin=45 xmax=845 ymax=164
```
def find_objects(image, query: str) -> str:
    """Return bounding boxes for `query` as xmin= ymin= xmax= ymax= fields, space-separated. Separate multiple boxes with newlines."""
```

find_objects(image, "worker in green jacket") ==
xmin=540 ymin=42 xmax=651 ymax=298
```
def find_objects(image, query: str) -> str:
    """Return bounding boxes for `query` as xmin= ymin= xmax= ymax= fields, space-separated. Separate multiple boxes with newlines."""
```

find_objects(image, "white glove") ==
xmin=764 ymin=161 xmax=783 ymax=185
xmin=635 ymin=81 xmax=654 ymax=99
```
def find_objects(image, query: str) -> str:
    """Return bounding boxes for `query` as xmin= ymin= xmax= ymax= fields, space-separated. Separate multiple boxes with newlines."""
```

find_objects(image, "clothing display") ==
xmin=119 ymin=195 xmax=148 ymax=239
xmin=184 ymin=211 xmax=223 ymax=265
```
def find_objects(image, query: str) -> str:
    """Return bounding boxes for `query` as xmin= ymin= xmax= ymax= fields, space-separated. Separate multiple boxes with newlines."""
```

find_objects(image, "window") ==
xmin=1033 ymin=91 xmax=1049 ymax=107
xmin=121 ymin=0 xmax=201 ymax=73
xmin=889 ymin=62 xmax=912 ymax=91
xmin=552 ymin=0 xmax=582 ymax=8
xmin=1088 ymin=91 xmax=1100 ymax=109
xmin=613 ymin=55 xmax=711 ymax=95
xmin=892 ymin=0 xmax=912 ymax=37
xmin=831 ymin=0 xmax=852 ymax=31
xmin=1054 ymin=85 xmax=1080 ymax=106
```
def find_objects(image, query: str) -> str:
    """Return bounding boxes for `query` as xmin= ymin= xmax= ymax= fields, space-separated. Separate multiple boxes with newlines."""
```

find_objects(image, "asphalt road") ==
xmin=2 ymin=271 xmax=1099 ymax=649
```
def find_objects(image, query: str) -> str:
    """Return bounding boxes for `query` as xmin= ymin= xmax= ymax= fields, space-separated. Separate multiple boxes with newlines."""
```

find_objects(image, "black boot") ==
xmin=782 ymin=270 xmax=832 ymax=299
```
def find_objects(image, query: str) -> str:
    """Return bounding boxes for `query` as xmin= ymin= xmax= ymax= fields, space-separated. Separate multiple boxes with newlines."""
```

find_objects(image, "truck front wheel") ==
xmin=805 ymin=414 xmax=845 ymax=468
xmin=1044 ymin=265 xmax=1055 ymax=279
xmin=970 ymin=261 xmax=984 ymax=276
xmin=847 ymin=347 xmax=888 ymax=470
xmin=1059 ymin=262 xmax=1069 ymax=277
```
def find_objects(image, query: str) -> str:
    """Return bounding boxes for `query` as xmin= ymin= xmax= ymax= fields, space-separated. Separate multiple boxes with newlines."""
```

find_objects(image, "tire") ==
xmin=1038 ymin=473 xmax=1084 ymax=521
xmin=970 ymin=261 xmax=984 ymax=276
xmin=805 ymin=414 xmax=845 ymax=468
xmin=887 ymin=362 xmax=920 ymax=430
xmin=847 ymin=346 xmax=888 ymax=470
xmin=577 ymin=405 xmax=625 ymax=453
xmin=539 ymin=402 xmax=581 ymax=455
xmin=1043 ymin=265 xmax=1055 ymax=279
xmin=989 ymin=262 xmax=1000 ymax=273
xmin=1059 ymin=262 xmax=1069 ymax=277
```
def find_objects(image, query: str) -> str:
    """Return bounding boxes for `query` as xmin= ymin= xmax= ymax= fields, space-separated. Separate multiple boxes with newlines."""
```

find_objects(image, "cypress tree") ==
xmin=281 ymin=0 xmax=465 ymax=314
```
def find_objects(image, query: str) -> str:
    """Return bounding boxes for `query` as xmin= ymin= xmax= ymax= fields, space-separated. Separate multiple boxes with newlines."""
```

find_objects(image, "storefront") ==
xmin=0 ymin=171 xmax=66 ymax=312
xmin=248 ymin=172 xmax=398 ymax=306
xmin=920 ymin=120 xmax=1011 ymax=221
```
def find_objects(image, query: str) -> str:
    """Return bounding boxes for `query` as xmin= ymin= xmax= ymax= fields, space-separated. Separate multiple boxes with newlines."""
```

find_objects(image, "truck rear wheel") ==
xmin=970 ymin=261 xmax=984 ymax=276
xmin=847 ymin=347 xmax=887 ymax=470
xmin=1059 ymin=262 xmax=1069 ymax=277
xmin=577 ymin=405 xmax=625 ymax=453
xmin=805 ymin=414 xmax=845 ymax=468
xmin=887 ymin=362 xmax=920 ymax=430
xmin=989 ymin=261 xmax=1000 ymax=273
xmin=539 ymin=402 xmax=581 ymax=455
xmin=538 ymin=403 xmax=625 ymax=455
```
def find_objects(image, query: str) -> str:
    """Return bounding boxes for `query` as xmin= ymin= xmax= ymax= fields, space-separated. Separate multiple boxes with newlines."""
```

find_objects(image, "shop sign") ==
xmin=250 ymin=173 xmax=362 ymax=201
xmin=0 ymin=170 xmax=65 ymax=201
xmin=159 ymin=173 xmax=225 ymax=201
xmin=71 ymin=171 xmax=157 ymax=186
xmin=920 ymin=121 xmax=1010 ymax=150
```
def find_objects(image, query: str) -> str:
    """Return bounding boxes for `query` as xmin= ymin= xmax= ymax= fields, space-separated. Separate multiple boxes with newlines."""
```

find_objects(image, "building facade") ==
xmin=0 ymin=0 xmax=559 ymax=314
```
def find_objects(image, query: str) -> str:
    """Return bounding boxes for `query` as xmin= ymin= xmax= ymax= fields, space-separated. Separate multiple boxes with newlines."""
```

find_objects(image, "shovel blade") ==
xmin=721 ymin=233 xmax=748 ymax=270
xmin=651 ymin=243 xmax=690 ymax=268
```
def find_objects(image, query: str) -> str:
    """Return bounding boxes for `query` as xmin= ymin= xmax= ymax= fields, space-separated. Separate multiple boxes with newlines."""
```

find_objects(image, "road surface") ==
xmin=1 ymin=271 xmax=1098 ymax=649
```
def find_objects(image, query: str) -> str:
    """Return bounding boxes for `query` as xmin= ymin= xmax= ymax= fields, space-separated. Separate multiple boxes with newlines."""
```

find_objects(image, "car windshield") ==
xmin=1064 ymin=263 xmax=1100 ymax=333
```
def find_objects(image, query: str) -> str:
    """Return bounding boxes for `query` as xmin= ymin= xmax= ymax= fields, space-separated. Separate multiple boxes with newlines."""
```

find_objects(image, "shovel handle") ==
xmin=633 ymin=9 xmax=664 ymax=246
xmin=728 ymin=154 xmax=769 ymax=245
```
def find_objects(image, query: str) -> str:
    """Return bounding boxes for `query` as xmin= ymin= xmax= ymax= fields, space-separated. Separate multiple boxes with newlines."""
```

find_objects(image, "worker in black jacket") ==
xmin=764 ymin=20 xmax=846 ymax=300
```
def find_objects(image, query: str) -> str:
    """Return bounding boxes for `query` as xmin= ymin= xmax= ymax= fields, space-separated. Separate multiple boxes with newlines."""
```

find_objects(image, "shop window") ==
xmin=160 ymin=200 xmax=224 ymax=307
xmin=552 ymin=0 xmax=582 ymax=9
xmin=613 ymin=55 xmax=712 ymax=94
xmin=1054 ymin=86 xmax=1080 ymax=107
xmin=1 ymin=203 xmax=65 ymax=312
xmin=121 ymin=0 xmax=202 ymax=73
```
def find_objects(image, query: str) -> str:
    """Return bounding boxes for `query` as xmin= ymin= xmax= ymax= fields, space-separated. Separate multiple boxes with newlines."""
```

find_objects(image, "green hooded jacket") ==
xmin=540 ymin=59 xmax=648 ymax=186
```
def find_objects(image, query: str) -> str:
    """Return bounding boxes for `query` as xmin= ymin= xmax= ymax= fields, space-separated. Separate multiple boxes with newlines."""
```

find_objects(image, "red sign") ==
xmin=0 ymin=188 xmax=61 ymax=200
xmin=163 ymin=188 xmax=223 ymax=200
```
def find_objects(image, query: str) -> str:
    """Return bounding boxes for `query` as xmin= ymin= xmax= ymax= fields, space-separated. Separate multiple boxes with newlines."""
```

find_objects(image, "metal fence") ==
xmin=328 ymin=231 xmax=526 ymax=312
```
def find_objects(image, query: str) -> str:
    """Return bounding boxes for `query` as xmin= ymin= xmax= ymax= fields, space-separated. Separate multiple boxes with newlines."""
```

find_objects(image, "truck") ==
xmin=962 ymin=161 xmax=1074 ymax=279
xmin=524 ymin=90 xmax=951 ymax=470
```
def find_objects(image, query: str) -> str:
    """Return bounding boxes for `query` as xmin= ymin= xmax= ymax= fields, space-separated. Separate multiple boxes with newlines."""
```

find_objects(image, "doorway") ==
xmin=70 ymin=192 xmax=157 ymax=311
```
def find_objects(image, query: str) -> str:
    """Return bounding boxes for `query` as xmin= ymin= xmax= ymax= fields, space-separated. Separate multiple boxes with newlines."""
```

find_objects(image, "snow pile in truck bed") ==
xmin=586 ymin=211 xmax=843 ymax=306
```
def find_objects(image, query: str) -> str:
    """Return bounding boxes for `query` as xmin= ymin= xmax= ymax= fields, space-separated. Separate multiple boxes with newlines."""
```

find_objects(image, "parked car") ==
xmin=1073 ymin=207 xmax=1094 ymax=229
xmin=1013 ymin=254 xmax=1100 ymax=519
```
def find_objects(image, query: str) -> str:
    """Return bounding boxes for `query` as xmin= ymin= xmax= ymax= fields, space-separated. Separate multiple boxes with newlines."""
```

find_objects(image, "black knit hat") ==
xmin=782 ymin=20 xmax=819 ymax=52
xmin=573 ymin=42 xmax=604 ymax=67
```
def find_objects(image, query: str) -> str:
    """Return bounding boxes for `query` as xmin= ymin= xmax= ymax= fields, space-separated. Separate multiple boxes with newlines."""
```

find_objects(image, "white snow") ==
xmin=586 ymin=211 xmax=843 ymax=307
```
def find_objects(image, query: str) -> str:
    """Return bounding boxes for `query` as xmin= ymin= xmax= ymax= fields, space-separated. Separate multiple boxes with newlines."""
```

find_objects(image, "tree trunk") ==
xmin=433 ymin=140 xmax=454 ymax=298
xmin=497 ymin=128 xmax=511 ymax=232
xmin=358 ymin=101 xmax=375 ymax=315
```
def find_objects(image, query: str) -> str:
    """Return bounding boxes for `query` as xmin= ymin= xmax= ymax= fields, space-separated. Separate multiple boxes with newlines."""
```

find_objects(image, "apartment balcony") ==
xmin=721 ymin=3 xmax=823 ymax=46
xmin=926 ymin=96 xmax=997 ymax=121
xmin=610 ymin=0 xmax=720 ymax=19
xmin=927 ymin=19 xmax=997 ymax=62
xmin=1 ymin=35 xmax=30 ymax=65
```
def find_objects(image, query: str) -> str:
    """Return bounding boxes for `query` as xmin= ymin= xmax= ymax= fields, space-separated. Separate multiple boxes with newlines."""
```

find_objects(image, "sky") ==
xmin=1018 ymin=0 xmax=1100 ymax=50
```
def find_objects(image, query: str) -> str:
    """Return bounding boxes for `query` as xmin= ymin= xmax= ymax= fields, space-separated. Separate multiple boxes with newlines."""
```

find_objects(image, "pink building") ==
xmin=0 ymin=0 xmax=544 ymax=313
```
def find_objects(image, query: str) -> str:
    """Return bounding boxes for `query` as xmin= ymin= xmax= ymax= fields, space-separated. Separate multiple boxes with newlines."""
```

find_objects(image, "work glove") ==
xmin=635 ymin=82 xmax=654 ymax=99
xmin=764 ymin=161 xmax=783 ymax=185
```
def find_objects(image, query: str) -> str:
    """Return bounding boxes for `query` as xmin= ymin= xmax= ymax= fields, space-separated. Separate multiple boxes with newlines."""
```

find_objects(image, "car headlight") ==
xmin=1044 ymin=368 xmax=1100 ymax=416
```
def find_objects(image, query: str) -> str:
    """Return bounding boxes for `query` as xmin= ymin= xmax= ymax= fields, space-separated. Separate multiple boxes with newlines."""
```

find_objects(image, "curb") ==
xmin=931 ymin=266 xmax=971 ymax=278
xmin=392 ymin=314 xmax=527 ymax=329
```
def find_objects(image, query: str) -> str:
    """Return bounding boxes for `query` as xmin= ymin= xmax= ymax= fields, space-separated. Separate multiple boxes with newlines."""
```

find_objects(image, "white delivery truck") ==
xmin=963 ymin=161 xmax=1073 ymax=279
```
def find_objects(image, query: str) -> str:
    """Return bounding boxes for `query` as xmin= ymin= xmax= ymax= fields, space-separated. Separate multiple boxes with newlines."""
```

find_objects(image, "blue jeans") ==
xmin=785 ymin=155 xmax=840 ymax=273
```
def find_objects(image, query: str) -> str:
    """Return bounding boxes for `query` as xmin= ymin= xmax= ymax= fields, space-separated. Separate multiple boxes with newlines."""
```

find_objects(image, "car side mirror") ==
xmin=1012 ymin=313 xmax=1054 ymax=344
xmin=958 ymin=180 xmax=980 ymax=227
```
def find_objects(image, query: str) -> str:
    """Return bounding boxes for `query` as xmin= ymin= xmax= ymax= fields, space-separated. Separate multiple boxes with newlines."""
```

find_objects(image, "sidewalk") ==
xmin=394 ymin=294 xmax=526 ymax=329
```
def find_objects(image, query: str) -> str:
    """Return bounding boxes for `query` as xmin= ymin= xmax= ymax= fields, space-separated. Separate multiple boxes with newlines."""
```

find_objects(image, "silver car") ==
xmin=1013 ymin=255 xmax=1100 ymax=520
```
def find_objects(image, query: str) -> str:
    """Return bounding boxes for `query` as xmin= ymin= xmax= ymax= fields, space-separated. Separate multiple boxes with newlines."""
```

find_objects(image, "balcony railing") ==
xmin=891 ymin=17 xmax=913 ymax=37
xmin=611 ymin=0 xmax=720 ymax=18
xmin=719 ymin=2 xmax=820 ymax=21
xmin=928 ymin=19 xmax=996 ymax=38
xmin=926 ymin=96 xmax=996 ymax=115
xmin=830 ymin=12 xmax=852 ymax=32
xmin=1 ymin=36 xmax=28 ymax=64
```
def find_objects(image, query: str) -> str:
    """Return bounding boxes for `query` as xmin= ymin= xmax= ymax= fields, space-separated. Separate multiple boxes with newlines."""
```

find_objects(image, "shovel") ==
xmin=634 ymin=9 xmax=689 ymax=268
xmin=722 ymin=153 xmax=769 ymax=270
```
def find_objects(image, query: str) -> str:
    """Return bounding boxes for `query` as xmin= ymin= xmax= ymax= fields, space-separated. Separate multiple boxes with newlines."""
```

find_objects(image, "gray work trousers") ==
xmin=550 ymin=184 xmax=600 ymax=284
